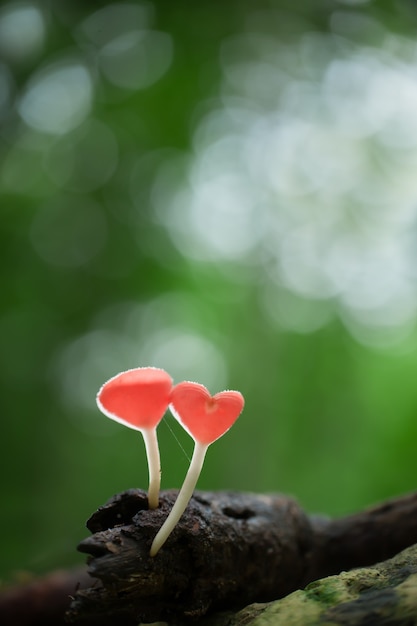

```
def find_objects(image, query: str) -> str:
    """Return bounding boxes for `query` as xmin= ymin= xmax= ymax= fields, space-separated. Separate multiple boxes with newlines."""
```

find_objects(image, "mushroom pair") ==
xmin=96 ymin=367 xmax=244 ymax=556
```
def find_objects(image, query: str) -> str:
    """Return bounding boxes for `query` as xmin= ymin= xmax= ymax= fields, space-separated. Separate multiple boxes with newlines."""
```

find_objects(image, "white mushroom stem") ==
xmin=142 ymin=427 xmax=161 ymax=510
xmin=150 ymin=440 xmax=208 ymax=556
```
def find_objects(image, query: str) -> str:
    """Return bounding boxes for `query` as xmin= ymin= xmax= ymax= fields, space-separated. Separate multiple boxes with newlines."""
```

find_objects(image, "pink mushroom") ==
xmin=96 ymin=367 xmax=173 ymax=510
xmin=150 ymin=381 xmax=244 ymax=556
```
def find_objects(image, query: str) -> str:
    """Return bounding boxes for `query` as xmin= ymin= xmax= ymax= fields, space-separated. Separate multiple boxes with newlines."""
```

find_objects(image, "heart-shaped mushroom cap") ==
xmin=170 ymin=381 xmax=244 ymax=445
xmin=97 ymin=367 xmax=173 ymax=431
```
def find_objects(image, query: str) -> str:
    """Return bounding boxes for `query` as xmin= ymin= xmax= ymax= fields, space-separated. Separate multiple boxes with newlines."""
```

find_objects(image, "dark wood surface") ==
xmin=2 ymin=489 xmax=417 ymax=625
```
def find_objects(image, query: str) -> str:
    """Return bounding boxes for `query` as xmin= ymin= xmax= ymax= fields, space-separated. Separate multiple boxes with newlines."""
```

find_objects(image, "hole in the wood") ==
xmin=193 ymin=494 xmax=211 ymax=506
xmin=87 ymin=491 xmax=148 ymax=532
xmin=222 ymin=506 xmax=255 ymax=520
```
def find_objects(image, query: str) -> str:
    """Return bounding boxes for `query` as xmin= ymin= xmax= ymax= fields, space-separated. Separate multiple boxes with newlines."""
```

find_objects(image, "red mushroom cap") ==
xmin=97 ymin=367 xmax=173 ymax=431
xmin=170 ymin=381 xmax=244 ymax=445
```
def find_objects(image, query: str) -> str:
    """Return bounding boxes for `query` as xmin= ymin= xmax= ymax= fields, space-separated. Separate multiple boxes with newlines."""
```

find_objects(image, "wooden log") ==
xmin=68 ymin=489 xmax=312 ymax=624
xmin=67 ymin=489 xmax=417 ymax=624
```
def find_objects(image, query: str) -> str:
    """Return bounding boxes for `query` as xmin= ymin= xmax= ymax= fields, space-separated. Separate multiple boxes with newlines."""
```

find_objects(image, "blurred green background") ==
xmin=2 ymin=0 xmax=417 ymax=581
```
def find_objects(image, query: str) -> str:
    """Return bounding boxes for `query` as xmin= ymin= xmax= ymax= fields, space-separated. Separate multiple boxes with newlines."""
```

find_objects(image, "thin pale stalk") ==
xmin=150 ymin=440 xmax=208 ymax=556
xmin=142 ymin=427 xmax=161 ymax=510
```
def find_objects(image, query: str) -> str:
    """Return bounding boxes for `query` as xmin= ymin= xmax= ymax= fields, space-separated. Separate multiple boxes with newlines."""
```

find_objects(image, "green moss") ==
xmin=304 ymin=579 xmax=340 ymax=607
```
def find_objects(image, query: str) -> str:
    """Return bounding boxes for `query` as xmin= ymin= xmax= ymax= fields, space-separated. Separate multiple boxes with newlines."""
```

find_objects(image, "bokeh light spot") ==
xmin=77 ymin=3 xmax=153 ymax=47
xmin=18 ymin=60 xmax=93 ymax=135
xmin=0 ymin=3 xmax=46 ymax=63
xmin=99 ymin=29 xmax=173 ymax=90
xmin=154 ymin=29 xmax=417 ymax=347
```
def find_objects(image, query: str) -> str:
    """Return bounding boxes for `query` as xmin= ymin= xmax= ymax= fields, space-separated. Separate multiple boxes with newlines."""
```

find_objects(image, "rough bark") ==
xmin=66 ymin=488 xmax=417 ymax=625
xmin=68 ymin=489 xmax=312 ymax=624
